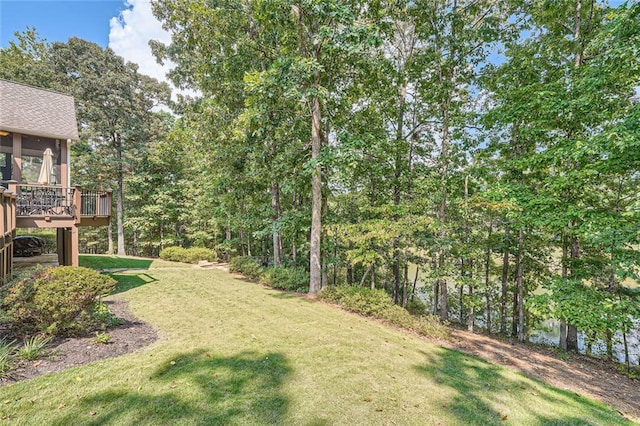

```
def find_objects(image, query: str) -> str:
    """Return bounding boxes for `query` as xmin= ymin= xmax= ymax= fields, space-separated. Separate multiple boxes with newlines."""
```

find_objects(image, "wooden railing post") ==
xmin=74 ymin=186 xmax=82 ymax=224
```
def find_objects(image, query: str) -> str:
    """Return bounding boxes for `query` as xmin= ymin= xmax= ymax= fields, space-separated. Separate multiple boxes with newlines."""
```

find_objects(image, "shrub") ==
xmin=2 ymin=266 xmax=117 ymax=336
xmin=229 ymin=256 xmax=264 ymax=279
xmin=184 ymin=247 xmax=217 ymax=263
xmin=406 ymin=297 xmax=427 ymax=315
xmin=260 ymin=267 xmax=309 ymax=292
xmin=319 ymin=285 xmax=450 ymax=340
xmin=159 ymin=246 xmax=186 ymax=262
xmin=159 ymin=246 xmax=217 ymax=264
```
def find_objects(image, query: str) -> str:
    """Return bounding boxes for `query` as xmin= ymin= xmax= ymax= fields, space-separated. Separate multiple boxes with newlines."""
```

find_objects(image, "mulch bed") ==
xmin=2 ymin=299 xmax=157 ymax=384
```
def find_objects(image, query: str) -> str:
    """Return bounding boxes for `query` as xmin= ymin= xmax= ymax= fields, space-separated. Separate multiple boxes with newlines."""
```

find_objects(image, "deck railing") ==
xmin=0 ymin=188 xmax=16 ymax=283
xmin=15 ymin=185 xmax=76 ymax=217
xmin=1 ymin=183 xmax=112 ymax=220
xmin=80 ymin=190 xmax=112 ymax=217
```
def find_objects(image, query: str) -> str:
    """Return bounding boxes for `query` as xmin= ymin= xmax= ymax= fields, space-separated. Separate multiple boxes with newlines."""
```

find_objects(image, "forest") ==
xmin=0 ymin=0 xmax=638 ymax=364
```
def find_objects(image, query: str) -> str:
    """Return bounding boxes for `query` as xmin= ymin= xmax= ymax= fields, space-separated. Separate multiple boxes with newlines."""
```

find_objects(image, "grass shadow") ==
xmin=108 ymin=272 xmax=158 ymax=294
xmin=51 ymin=350 xmax=291 ymax=425
xmin=80 ymin=255 xmax=153 ymax=270
xmin=415 ymin=347 xmax=629 ymax=425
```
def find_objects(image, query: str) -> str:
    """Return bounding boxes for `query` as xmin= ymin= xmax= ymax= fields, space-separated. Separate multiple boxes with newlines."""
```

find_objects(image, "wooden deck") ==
xmin=6 ymin=184 xmax=112 ymax=228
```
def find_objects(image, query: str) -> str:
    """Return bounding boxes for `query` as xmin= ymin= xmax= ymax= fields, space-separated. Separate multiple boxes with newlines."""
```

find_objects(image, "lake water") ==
xmin=529 ymin=319 xmax=640 ymax=366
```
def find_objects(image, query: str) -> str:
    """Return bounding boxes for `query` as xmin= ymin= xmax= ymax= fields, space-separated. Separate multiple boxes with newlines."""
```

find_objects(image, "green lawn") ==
xmin=0 ymin=257 xmax=631 ymax=425
xmin=79 ymin=255 xmax=155 ymax=270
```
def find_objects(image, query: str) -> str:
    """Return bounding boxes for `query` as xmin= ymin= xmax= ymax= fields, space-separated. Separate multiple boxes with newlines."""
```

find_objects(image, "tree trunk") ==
xmin=516 ymin=228 xmax=525 ymax=343
xmin=107 ymin=220 xmax=114 ymax=255
xmin=271 ymin=181 xmax=282 ymax=267
xmin=309 ymin=95 xmax=323 ymax=295
xmin=347 ymin=242 xmax=354 ymax=285
xmin=484 ymin=218 xmax=493 ymax=333
xmin=500 ymin=227 xmax=510 ymax=334
xmin=439 ymin=276 xmax=448 ymax=322
xmin=402 ymin=262 xmax=409 ymax=308
xmin=359 ymin=263 xmax=373 ymax=287
xmin=467 ymin=286 xmax=474 ymax=332
xmin=115 ymin=133 xmax=126 ymax=256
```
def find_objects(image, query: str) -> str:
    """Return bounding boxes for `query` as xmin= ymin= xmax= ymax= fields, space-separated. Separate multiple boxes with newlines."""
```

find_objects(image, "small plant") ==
xmin=94 ymin=332 xmax=110 ymax=344
xmin=91 ymin=302 xmax=123 ymax=328
xmin=0 ymin=338 xmax=16 ymax=378
xmin=17 ymin=335 xmax=51 ymax=361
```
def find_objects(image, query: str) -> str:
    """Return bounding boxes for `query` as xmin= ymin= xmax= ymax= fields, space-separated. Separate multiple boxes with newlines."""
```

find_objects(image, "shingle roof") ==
xmin=0 ymin=79 xmax=79 ymax=140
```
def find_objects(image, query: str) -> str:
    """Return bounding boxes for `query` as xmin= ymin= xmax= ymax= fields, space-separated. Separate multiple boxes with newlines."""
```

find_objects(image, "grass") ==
xmin=79 ymin=255 xmax=155 ymax=270
xmin=0 ymin=258 xmax=633 ymax=425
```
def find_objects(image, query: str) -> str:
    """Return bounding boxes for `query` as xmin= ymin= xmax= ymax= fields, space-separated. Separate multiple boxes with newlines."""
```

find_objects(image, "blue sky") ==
xmin=0 ymin=0 xmax=125 ymax=48
xmin=1 ymin=0 xmax=175 ymax=85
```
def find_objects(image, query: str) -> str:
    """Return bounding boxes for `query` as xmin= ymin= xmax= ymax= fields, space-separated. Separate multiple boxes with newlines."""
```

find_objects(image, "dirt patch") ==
xmin=446 ymin=328 xmax=640 ymax=422
xmin=3 ymin=299 xmax=157 ymax=384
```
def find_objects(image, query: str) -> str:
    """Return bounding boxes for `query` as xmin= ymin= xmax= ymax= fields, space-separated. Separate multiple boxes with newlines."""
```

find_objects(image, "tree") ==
xmin=50 ymin=38 xmax=170 ymax=255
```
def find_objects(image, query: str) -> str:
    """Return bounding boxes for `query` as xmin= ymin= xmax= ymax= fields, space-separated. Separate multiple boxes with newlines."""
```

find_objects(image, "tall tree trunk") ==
xmin=500 ymin=227 xmax=510 ymax=334
xmin=115 ymin=133 xmax=126 ymax=256
xmin=560 ymin=232 xmax=569 ymax=351
xmin=271 ymin=181 xmax=282 ymax=267
xmin=437 ymin=103 xmax=451 ymax=322
xmin=516 ymin=228 xmax=525 ymax=343
xmin=484 ymin=218 xmax=493 ymax=333
xmin=392 ymin=77 xmax=408 ymax=304
xmin=309 ymin=94 xmax=323 ymax=295
xmin=567 ymin=231 xmax=580 ymax=351
xmin=107 ymin=220 xmax=114 ymax=255
xmin=464 ymin=175 xmax=474 ymax=332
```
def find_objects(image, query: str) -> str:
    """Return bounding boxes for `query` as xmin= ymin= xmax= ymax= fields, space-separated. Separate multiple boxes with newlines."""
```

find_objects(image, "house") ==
xmin=0 ymin=79 xmax=112 ymax=276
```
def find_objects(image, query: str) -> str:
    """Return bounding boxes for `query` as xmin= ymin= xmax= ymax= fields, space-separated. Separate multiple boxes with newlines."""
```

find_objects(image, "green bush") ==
xmin=159 ymin=246 xmax=217 ymax=264
xmin=260 ymin=267 xmax=309 ymax=292
xmin=159 ymin=246 xmax=185 ymax=262
xmin=184 ymin=247 xmax=217 ymax=263
xmin=319 ymin=285 xmax=449 ymax=340
xmin=229 ymin=256 xmax=264 ymax=279
xmin=2 ymin=266 xmax=117 ymax=336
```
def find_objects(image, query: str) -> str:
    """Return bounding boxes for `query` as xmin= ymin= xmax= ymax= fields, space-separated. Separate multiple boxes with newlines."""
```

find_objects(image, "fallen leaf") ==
xmin=531 ymin=392 xmax=539 ymax=396
xmin=501 ymin=415 xmax=508 ymax=421
xmin=3 ymin=400 xmax=10 ymax=404
xmin=76 ymin=376 xmax=82 ymax=381
xmin=363 ymin=396 xmax=372 ymax=402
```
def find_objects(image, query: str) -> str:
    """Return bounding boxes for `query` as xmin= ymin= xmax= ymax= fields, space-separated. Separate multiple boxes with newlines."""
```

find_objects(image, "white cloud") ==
xmin=109 ymin=0 xmax=200 ymax=103
xmin=108 ymin=0 xmax=170 ymax=84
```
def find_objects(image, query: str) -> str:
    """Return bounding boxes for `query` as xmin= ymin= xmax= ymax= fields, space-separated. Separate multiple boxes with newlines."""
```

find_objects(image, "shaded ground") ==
xmin=4 ymin=299 xmax=157 ymax=383
xmin=447 ymin=329 xmax=640 ymax=422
